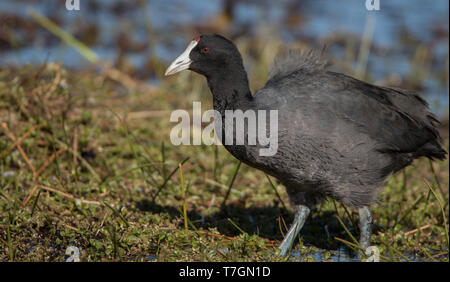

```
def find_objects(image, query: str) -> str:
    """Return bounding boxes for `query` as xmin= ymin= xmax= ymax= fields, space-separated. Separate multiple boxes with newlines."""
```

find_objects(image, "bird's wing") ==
xmin=258 ymin=70 xmax=442 ymax=155
xmin=323 ymin=72 xmax=441 ymax=153
xmin=261 ymin=48 xmax=443 ymax=155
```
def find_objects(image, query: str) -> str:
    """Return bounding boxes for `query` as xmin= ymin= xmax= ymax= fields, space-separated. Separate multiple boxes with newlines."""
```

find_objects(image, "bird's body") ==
xmin=207 ymin=49 xmax=445 ymax=209
xmin=165 ymin=34 xmax=447 ymax=258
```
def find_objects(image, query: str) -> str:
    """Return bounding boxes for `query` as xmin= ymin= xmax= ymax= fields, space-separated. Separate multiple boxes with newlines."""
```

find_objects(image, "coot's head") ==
xmin=165 ymin=34 xmax=243 ymax=78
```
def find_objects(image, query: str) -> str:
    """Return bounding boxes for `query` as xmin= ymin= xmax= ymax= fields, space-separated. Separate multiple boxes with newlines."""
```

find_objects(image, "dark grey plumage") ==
xmin=231 ymin=48 xmax=446 ymax=208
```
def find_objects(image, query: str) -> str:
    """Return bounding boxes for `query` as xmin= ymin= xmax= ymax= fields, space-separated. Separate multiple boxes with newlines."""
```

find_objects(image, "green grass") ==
xmin=0 ymin=58 xmax=448 ymax=262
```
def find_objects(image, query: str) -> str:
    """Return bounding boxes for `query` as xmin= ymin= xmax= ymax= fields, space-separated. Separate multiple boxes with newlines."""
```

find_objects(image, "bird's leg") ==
xmin=278 ymin=205 xmax=310 ymax=257
xmin=358 ymin=206 xmax=372 ymax=260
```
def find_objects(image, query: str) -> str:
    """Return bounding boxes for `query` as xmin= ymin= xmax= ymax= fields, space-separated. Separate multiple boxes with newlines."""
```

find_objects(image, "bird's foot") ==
xmin=277 ymin=241 xmax=292 ymax=258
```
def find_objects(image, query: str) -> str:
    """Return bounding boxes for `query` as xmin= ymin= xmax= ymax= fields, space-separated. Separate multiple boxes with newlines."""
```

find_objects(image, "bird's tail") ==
xmin=415 ymin=140 xmax=448 ymax=161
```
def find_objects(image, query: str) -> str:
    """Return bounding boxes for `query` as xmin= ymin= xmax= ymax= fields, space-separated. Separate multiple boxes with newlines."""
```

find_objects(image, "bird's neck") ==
xmin=206 ymin=67 xmax=253 ymax=114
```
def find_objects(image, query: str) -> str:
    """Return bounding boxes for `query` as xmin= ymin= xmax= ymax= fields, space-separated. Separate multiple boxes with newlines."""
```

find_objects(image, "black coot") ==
xmin=165 ymin=34 xmax=447 ymax=257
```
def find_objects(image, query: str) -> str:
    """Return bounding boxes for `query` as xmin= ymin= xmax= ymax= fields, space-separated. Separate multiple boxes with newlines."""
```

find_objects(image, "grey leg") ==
xmin=278 ymin=205 xmax=310 ymax=257
xmin=358 ymin=206 xmax=372 ymax=260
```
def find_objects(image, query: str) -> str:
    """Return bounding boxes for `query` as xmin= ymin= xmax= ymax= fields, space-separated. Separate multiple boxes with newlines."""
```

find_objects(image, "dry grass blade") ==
xmin=23 ymin=184 xmax=39 ymax=206
xmin=418 ymin=245 xmax=437 ymax=262
xmin=39 ymin=185 xmax=101 ymax=206
xmin=215 ymin=248 xmax=229 ymax=259
xmin=0 ymin=124 xmax=41 ymax=159
xmin=28 ymin=8 xmax=156 ymax=93
xmin=278 ymin=216 xmax=285 ymax=237
xmin=334 ymin=237 xmax=391 ymax=262
xmin=403 ymin=224 xmax=431 ymax=236
xmin=151 ymin=157 xmax=190 ymax=202
xmin=179 ymin=163 xmax=189 ymax=233
xmin=72 ymin=127 xmax=78 ymax=169
xmin=335 ymin=214 xmax=359 ymax=246
xmin=424 ymin=179 xmax=449 ymax=248
xmin=1 ymin=122 xmax=36 ymax=175
xmin=378 ymin=237 xmax=411 ymax=262
xmin=392 ymin=194 xmax=424 ymax=230
xmin=28 ymin=8 xmax=99 ymax=63
xmin=34 ymin=147 xmax=68 ymax=180
xmin=125 ymin=110 xmax=171 ymax=120
xmin=265 ymin=174 xmax=287 ymax=210
xmin=54 ymin=139 xmax=101 ymax=182
xmin=220 ymin=160 xmax=241 ymax=209
xmin=102 ymin=201 xmax=129 ymax=227
xmin=227 ymin=218 xmax=246 ymax=234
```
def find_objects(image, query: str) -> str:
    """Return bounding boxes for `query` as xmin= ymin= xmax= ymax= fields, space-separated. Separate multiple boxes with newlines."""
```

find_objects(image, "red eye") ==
xmin=201 ymin=47 xmax=209 ymax=54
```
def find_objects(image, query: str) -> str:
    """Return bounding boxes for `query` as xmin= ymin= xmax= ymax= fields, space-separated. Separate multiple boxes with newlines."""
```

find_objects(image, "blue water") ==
xmin=0 ymin=0 xmax=448 ymax=115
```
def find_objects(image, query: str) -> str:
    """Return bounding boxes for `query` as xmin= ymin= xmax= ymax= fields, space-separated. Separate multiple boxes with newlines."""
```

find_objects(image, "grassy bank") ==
xmin=0 ymin=61 xmax=448 ymax=262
